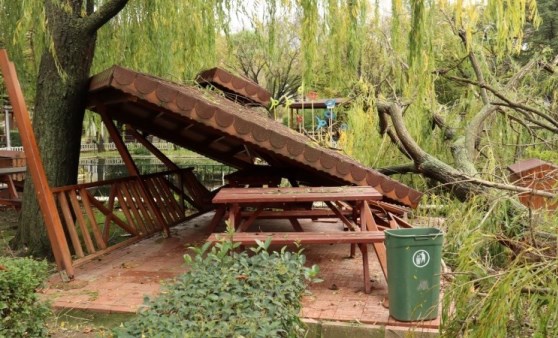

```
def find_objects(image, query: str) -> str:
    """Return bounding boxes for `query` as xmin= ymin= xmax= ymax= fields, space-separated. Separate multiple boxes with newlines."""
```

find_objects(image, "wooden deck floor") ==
xmin=41 ymin=212 xmax=440 ymax=335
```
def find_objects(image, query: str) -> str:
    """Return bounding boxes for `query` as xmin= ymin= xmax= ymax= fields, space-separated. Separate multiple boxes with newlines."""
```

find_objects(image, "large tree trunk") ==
xmin=10 ymin=0 xmax=128 ymax=257
xmin=12 ymin=11 xmax=95 ymax=256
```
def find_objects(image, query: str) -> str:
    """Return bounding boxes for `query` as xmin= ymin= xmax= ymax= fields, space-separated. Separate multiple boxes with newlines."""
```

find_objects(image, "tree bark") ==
xmin=11 ymin=0 xmax=128 ymax=257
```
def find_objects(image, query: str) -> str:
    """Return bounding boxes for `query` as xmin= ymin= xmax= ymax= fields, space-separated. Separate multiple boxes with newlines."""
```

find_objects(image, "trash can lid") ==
xmin=385 ymin=227 xmax=443 ymax=239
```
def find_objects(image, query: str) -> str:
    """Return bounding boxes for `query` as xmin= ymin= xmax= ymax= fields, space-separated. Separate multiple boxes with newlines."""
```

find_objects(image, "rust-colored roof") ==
xmin=196 ymin=67 xmax=271 ymax=107
xmin=87 ymin=66 xmax=422 ymax=208
xmin=507 ymin=158 xmax=558 ymax=174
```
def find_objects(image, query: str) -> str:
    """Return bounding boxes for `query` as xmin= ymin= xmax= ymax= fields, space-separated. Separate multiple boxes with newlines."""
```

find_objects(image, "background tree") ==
xmin=1 ymin=0 xmax=129 ymax=256
xmin=226 ymin=22 xmax=302 ymax=107
xmin=0 ymin=0 xmax=229 ymax=256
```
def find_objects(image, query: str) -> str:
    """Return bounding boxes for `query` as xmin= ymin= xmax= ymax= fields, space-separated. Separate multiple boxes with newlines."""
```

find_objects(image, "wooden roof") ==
xmin=507 ymin=158 xmax=558 ymax=174
xmin=196 ymin=67 xmax=271 ymax=107
xmin=87 ymin=66 xmax=422 ymax=208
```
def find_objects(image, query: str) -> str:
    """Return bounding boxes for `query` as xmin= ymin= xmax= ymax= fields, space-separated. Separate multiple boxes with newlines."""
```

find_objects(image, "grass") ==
xmin=47 ymin=309 xmax=135 ymax=337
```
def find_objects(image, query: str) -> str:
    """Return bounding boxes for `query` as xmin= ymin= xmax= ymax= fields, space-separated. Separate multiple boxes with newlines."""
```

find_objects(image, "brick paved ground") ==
xmin=41 ymin=212 xmax=440 ymax=331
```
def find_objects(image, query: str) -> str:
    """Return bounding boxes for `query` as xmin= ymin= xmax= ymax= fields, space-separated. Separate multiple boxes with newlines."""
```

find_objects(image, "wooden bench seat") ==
xmin=239 ymin=208 xmax=353 ymax=219
xmin=207 ymin=231 xmax=385 ymax=294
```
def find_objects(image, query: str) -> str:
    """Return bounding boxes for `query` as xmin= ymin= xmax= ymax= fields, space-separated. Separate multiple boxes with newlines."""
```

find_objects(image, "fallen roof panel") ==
xmin=87 ymin=66 xmax=422 ymax=208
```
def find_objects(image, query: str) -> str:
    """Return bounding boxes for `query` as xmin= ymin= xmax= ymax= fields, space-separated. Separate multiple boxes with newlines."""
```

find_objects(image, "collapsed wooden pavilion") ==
xmin=1 ymin=51 xmax=422 ymax=279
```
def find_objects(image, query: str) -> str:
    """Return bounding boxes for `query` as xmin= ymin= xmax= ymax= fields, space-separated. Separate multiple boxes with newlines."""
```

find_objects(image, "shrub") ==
xmin=130 ymin=145 xmax=150 ymax=156
xmin=117 ymin=238 xmax=319 ymax=337
xmin=0 ymin=257 xmax=51 ymax=337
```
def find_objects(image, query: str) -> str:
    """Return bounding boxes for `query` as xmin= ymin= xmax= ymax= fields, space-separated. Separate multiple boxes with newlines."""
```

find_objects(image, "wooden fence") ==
xmin=0 ymin=141 xmax=175 ymax=153
xmin=50 ymin=168 xmax=199 ymax=268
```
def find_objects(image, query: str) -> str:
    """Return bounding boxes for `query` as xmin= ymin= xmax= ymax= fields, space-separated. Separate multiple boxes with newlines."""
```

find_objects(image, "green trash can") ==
xmin=385 ymin=227 xmax=443 ymax=321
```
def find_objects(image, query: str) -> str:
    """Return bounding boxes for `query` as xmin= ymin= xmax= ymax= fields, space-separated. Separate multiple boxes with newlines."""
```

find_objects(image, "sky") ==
xmin=229 ymin=0 xmax=393 ymax=32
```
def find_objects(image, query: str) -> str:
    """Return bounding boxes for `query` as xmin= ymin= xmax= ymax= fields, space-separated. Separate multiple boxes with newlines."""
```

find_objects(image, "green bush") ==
xmin=130 ymin=145 xmax=150 ymax=156
xmin=0 ymin=257 xmax=51 ymax=337
xmin=8 ymin=130 xmax=21 ymax=147
xmin=117 ymin=238 xmax=319 ymax=337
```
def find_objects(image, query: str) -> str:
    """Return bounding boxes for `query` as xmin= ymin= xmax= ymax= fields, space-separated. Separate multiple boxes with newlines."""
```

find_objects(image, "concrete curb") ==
xmin=303 ymin=319 xmax=440 ymax=338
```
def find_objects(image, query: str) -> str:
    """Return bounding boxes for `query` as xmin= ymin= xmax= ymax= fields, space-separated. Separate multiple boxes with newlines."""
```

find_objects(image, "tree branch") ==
xmin=455 ymin=174 xmax=557 ymax=199
xmin=463 ymin=103 xmax=499 ymax=158
xmin=448 ymin=75 xmax=558 ymax=129
xmin=377 ymin=102 xmax=428 ymax=163
xmin=492 ymin=102 xmax=558 ymax=133
xmin=377 ymin=163 xmax=419 ymax=175
xmin=82 ymin=0 xmax=129 ymax=34
xmin=432 ymin=113 xmax=456 ymax=140
xmin=458 ymin=30 xmax=489 ymax=105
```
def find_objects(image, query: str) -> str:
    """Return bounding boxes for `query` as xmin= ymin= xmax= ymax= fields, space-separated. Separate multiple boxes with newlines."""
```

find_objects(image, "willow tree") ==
xmin=0 ymin=0 xmax=129 ymax=256
xmin=339 ymin=0 xmax=557 ymax=203
xmin=0 ymin=0 xmax=229 ymax=256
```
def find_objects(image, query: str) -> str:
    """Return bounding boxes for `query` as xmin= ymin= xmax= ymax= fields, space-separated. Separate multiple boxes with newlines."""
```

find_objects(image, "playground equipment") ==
xmin=288 ymin=96 xmax=350 ymax=148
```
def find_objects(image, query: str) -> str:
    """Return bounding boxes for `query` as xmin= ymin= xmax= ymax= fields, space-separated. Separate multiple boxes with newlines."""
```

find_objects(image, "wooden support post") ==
xmin=97 ymin=104 xmax=170 ymax=237
xmin=126 ymin=125 xmax=178 ymax=170
xmin=0 ymin=49 xmax=75 ymax=279
xmin=361 ymin=201 xmax=388 ymax=280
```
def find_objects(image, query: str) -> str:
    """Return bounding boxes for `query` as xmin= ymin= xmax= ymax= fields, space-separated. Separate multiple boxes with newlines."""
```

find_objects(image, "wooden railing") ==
xmin=50 ymin=168 xmax=200 ymax=268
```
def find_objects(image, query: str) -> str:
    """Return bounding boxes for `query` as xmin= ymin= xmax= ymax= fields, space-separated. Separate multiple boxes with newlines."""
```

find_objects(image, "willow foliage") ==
xmin=94 ymin=0 xmax=231 ymax=81
xmin=0 ymin=0 xmax=46 ymax=98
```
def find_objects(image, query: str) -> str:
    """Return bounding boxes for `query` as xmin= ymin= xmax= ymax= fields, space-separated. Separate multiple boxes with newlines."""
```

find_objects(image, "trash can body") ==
xmin=385 ymin=228 xmax=443 ymax=321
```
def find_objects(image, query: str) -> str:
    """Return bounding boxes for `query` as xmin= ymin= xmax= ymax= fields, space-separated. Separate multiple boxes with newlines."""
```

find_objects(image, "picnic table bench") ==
xmin=207 ymin=186 xmax=389 ymax=294
xmin=207 ymin=231 xmax=385 ymax=294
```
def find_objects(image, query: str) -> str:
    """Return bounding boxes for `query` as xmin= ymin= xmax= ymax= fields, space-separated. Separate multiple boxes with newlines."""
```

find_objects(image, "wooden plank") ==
xmin=369 ymin=200 xmax=409 ymax=216
xmin=126 ymin=125 xmax=179 ymax=170
xmin=361 ymin=202 xmax=388 ymax=280
xmin=145 ymin=178 xmax=172 ymax=224
xmin=325 ymin=201 xmax=356 ymax=231
xmin=207 ymin=231 xmax=385 ymax=245
xmin=167 ymin=179 xmax=196 ymax=211
xmin=0 ymin=49 xmax=74 ymax=277
xmin=0 ymin=198 xmax=21 ymax=207
xmin=68 ymin=190 xmax=96 ymax=254
xmin=389 ymin=213 xmax=414 ymax=229
xmin=238 ymin=208 xmax=352 ymax=219
xmin=159 ymin=176 xmax=184 ymax=220
xmin=358 ymin=243 xmax=371 ymax=293
xmin=139 ymin=172 xmax=171 ymax=229
xmin=154 ymin=176 xmax=181 ymax=221
xmin=212 ymin=186 xmax=382 ymax=204
xmin=127 ymin=180 xmax=155 ymax=233
xmin=207 ymin=205 xmax=226 ymax=233
xmin=79 ymin=188 xmax=107 ymax=250
xmin=102 ymin=185 xmax=118 ymax=241
xmin=84 ymin=190 xmax=139 ymax=236
xmin=120 ymin=182 xmax=148 ymax=235
xmin=57 ymin=192 xmax=84 ymax=258
xmin=4 ymin=175 xmax=19 ymax=199
xmin=237 ymin=204 xmax=264 ymax=232
xmin=0 ymin=166 xmax=26 ymax=175
xmin=115 ymin=185 xmax=137 ymax=232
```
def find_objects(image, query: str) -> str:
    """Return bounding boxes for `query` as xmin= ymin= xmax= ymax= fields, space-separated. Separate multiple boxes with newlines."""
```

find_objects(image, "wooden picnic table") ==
xmin=208 ymin=185 xmax=388 ymax=293
xmin=211 ymin=186 xmax=382 ymax=232
xmin=0 ymin=166 xmax=26 ymax=208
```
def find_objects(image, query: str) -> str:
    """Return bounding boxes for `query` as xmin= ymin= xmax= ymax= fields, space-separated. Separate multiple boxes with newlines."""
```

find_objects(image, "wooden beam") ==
xmin=98 ymin=105 xmax=170 ymax=237
xmin=0 ymin=49 xmax=75 ymax=279
xmin=126 ymin=125 xmax=178 ymax=170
